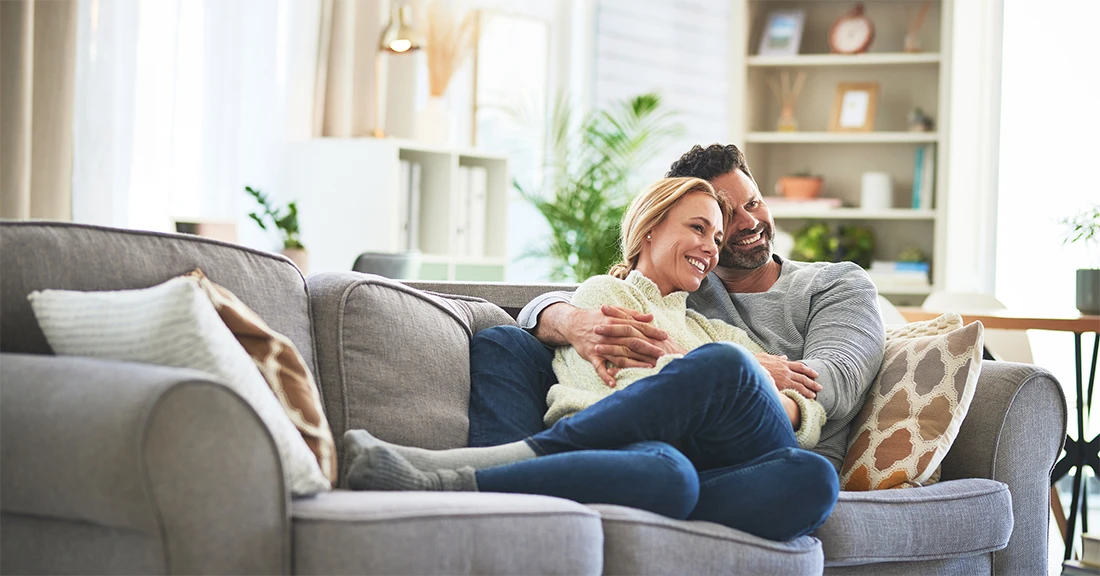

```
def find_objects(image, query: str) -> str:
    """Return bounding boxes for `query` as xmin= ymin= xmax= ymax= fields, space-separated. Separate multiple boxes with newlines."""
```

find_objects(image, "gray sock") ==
xmin=346 ymin=442 xmax=478 ymax=492
xmin=343 ymin=429 xmax=535 ymax=471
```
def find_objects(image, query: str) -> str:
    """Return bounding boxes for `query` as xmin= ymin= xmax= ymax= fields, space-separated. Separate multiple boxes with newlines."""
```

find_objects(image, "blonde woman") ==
xmin=345 ymin=177 xmax=838 ymax=541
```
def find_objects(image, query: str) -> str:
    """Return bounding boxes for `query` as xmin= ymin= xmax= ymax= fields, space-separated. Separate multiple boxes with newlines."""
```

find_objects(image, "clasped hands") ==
xmin=565 ymin=304 xmax=822 ymax=403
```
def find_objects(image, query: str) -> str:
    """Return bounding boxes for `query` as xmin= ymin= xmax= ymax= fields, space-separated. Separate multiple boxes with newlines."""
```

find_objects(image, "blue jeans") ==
xmin=469 ymin=325 xmax=838 ymax=541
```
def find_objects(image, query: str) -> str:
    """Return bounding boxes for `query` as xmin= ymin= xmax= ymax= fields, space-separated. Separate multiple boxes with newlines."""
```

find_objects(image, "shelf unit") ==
xmin=282 ymin=138 xmax=509 ymax=280
xmin=735 ymin=0 xmax=951 ymax=305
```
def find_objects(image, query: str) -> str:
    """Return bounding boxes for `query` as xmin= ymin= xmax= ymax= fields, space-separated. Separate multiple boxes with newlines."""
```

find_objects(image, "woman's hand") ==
xmin=563 ymin=304 xmax=670 ymax=387
xmin=754 ymin=353 xmax=822 ymax=399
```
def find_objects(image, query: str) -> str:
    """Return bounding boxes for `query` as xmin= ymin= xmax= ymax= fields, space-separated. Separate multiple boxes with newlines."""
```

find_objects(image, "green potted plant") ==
xmin=1060 ymin=204 xmax=1100 ymax=314
xmin=245 ymin=185 xmax=308 ymax=273
xmin=790 ymin=221 xmax=875 ymax=268
xmin=516 ymin=93 xmax=683 ymax=281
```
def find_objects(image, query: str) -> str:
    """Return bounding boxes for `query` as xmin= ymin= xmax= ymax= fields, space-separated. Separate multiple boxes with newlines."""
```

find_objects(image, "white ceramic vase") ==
xmin=415 ymin=96 xmax=451 ymax=147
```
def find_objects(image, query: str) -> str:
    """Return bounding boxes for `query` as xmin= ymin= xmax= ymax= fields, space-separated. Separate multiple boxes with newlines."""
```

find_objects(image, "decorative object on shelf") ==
xmin=417 ymin=0 xmax=477 ymax=146
xmin=792 ymin=221 xmax=875 ymax=268
xmin=775 ymin=171 xmax=823 ymax=199
xmin=1059 ymin=204 xmax=1100 ymax=314
xmin=758 ymin=10 xmax=806 ymax=57
xmin=860 ymin=172 xmax=893 ymax=210
xmin=245 ymin=185 xmax=308 ymax=273
xmin=911 ymin=144 xmax=936 ymax=209
xmin=767 ymin=71 xmax=807 ymax=132
xmin=373 ymin=2 xmax=422 ymax=139
xmin=829 ymin=3 xmax=875 ymax=55
xmin=904 ymin=1 xmax=933 ymax=53
xmin=907 ymin=106 xmax=935 ymax=132
xmin=898 ymin=246 xmax=928 ymax=263
xmin=517 ymin=93 xmax=682 ymax=282
xmin=830 ymin=82 xmax=879 ymax=132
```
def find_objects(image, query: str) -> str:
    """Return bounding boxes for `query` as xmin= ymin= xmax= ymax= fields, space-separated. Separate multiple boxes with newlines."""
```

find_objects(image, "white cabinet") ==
xmin=282 ymin=138 xmax=509 ymax=280
xmin=734 ymin=0 xmax=952 ymax=305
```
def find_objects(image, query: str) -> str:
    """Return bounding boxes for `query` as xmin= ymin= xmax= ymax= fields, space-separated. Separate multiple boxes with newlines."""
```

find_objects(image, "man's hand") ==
xmin=558 ymin=304 xmax=670 ymax=387
xmin=755 ymin=353 xmax=822 ymax=399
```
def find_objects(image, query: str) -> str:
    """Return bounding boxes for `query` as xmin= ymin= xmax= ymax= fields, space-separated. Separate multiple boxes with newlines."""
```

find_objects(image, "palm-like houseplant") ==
xmin=516 ymin=93 xmax=683 ymax=281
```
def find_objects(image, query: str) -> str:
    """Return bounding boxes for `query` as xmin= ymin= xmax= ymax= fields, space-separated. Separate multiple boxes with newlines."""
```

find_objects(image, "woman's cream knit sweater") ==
xmin=546 ymin=270 xmax=826 ymax=449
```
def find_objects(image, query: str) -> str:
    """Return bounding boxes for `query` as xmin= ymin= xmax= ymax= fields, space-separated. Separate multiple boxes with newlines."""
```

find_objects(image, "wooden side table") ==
xmin=898 ymin=307 xmax=1100 ymax=558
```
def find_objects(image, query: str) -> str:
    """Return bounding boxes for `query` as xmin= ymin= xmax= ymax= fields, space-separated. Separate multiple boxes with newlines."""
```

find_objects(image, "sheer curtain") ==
xmin=996 ymin=1 xmax=1098 ymax=393
xmin=71 ymin=0 xmax=319 ymax=250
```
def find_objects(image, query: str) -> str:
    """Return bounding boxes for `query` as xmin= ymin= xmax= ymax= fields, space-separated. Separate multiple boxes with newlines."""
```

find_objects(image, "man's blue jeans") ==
xmin=468 ymin=325 xmax=838 ymax=541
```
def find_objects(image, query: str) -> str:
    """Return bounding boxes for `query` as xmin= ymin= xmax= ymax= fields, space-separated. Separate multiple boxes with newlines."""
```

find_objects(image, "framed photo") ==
xmin=758 ymin=10 xmax=805 ymax=57
xmin=830 ymin=82 xmax=880 ymax=132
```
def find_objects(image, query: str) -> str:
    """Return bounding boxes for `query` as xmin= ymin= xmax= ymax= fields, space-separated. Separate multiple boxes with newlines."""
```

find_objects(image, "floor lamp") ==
xmin=373 ymin=2 xmax=422 ymax=138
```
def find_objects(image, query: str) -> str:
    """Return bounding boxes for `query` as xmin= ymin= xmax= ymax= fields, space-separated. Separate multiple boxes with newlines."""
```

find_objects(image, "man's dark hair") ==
xmin=666 ymin=144 xmax=755 ymax=183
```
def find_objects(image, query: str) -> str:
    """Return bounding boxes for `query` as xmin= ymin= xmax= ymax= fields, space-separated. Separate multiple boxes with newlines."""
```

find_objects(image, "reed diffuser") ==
xmin=767 ymin=70 xmax=807 ymax=132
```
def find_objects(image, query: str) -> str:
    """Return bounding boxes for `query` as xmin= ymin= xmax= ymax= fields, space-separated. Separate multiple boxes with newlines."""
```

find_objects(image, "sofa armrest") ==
xmin=940 ymin=360 xmax=1067 ymax=576
xmin=0 ymin=353 xmax=289 ymax=575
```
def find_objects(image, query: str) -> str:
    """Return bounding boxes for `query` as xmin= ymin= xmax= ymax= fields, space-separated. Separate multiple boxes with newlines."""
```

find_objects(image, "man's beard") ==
xmin=718 ymin=223 xmax=773 ymax=269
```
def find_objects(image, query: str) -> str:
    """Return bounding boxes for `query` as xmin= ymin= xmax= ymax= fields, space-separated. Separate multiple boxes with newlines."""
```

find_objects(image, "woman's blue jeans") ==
xmin=469 ymin=325 xmax=838 ymax=541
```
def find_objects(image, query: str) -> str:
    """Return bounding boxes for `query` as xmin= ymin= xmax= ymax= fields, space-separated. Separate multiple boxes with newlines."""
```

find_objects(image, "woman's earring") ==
xmin=646 ymin=234 xmax=652 ymax=240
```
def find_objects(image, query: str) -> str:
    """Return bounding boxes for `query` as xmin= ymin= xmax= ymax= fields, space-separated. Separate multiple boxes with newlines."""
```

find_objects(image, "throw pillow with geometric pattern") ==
xmin=187 ymin=269 xmax=337 ymax=486
xmin=840 ymin=319 xmax=984 ymax=491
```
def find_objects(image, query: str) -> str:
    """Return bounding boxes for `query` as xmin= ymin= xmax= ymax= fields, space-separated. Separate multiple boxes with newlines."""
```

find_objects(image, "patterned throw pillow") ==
xmin=187 ymin=269 xmax=336 ymax=485
xmin=840 ymin=316 xmax=984 ymax=491
xmin=28 ymin=275 xmax=331 ymax=495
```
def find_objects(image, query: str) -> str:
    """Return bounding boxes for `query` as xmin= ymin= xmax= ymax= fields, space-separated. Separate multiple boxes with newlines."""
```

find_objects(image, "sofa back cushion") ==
xmin=306 ymin=272 xmax=516 ymax=482
xmin=0 ymin=222 xmax=316 ymax=375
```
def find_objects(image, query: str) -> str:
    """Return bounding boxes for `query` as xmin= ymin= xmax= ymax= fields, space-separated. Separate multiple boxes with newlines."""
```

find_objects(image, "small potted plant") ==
xmin=245 ymin=185 xmax=308 ymax=273
xmin=776 ymin=170 xmax=823 ymax=200
xmin=1060 ymin=204 xmax=1100 ymax=314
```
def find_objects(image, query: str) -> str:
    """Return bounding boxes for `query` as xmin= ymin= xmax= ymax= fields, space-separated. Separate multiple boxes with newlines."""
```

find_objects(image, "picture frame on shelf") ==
xmin=829 ymin=82 xmax=880 ymax=132
xmin=758 ymin=10 xmax=805 ymax=57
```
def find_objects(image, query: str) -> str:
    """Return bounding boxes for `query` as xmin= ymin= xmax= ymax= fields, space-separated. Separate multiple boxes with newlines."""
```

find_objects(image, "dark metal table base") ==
xmin=1052 ymin=332 xmax=1100 ymax=560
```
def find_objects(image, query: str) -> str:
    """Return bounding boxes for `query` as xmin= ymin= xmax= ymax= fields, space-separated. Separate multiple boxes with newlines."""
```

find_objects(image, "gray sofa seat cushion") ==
xmin=292 ymin=490 xmax=603 ymax=575
xmin=0 ymin=221 xmax=316 ymax=374
xmin=306 ymin=272 xmax=515 ymax=484
xmin=816 ymin=478 xmax=1012 ymax=566
xmin=589 ymin=504 xmax=823 ymax=576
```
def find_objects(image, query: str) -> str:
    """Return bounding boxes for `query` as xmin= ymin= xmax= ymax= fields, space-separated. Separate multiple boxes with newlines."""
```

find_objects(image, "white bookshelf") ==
xmin=282 ymin=138 xmax=509 ymax=280
xmin=735 ymin=0 xmax=952 ymax=305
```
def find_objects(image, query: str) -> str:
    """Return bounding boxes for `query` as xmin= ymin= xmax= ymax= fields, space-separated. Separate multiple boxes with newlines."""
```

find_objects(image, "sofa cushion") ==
xmin=27 ymin=275 xmax=331 ymax=496
xmin=0 ymin=222 xmax=316 ymax=375
xmin=840 ymin=321 xmax=984 ymax=490
xmin=306 ymin=272 xmax=516 ymax=483
xmin=815 ymin=478 xmax=1012 ymax=566
xmin=188 ymin=269 xmax=337 ymax=484
xmin=589 ymin=504 xmax=823 ymax=576
xmin=291 ymin=490 xmax=602 ymax=575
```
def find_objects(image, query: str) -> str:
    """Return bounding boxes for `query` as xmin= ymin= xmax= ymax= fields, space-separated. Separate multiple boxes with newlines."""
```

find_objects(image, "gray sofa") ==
xmin=0 ymin=221 xmax=1066 ymax=575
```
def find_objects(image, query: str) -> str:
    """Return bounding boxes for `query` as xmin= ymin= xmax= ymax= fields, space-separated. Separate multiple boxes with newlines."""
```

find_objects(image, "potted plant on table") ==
xmin=1060 ymin=204 xmax=1100 ymax=314
xmin=776 ymin=170 xmax=824 ymax=200
xmin=245 ymin=185 xmax=308 ymax=273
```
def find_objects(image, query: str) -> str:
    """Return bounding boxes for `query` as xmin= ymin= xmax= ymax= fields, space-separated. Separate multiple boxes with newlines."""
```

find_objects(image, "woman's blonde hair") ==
xmin=608 ymin=177 xmax=731 ymax=279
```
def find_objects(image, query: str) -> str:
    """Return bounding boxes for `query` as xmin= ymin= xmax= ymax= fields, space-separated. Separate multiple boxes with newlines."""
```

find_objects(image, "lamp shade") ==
xmin=379 ymin=3 xmax=422 ymax=53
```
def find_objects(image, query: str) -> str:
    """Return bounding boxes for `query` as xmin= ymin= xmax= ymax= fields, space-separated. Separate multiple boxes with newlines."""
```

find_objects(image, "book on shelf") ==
xmin=466 ymin=166 xmax=488 ymax=258
xmin=911 ymin=144 xmax=935 ymax=209
xmin=766 ymin=196 xmax=843 ymax=211
xmin=867 ymin=259 xmax=931 ymax=293
xmin=870 ymin=260 xmax=930 ymax=274
xmin=404 ymin=161 xmax=422 ymax=252
xmin=1083 ymin=532 xmax=1100 ymax=569
xmin=1063 ymin=559 xmax=1100 ymax=576
xmin=454 ymin=166 xmax=471 ymax=256
xmin=397 ymin=159 xmax=411 ymax=251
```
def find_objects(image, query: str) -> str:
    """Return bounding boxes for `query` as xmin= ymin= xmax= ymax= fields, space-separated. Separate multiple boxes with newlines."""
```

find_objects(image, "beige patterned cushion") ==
xmin=187 ymin=269 xmax=336 ymax=485
xmin=840 ymin=316 xmax=984 ymax=491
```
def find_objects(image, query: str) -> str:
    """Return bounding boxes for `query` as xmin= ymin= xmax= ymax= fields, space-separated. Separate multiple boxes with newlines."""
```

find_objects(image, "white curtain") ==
xmin=71 ymin=0 xmax=320 ymax=250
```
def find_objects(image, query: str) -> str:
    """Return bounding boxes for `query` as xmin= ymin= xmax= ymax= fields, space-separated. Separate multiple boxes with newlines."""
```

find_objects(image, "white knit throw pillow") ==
xmin=28 ymin=276 xmax=331 ymax=496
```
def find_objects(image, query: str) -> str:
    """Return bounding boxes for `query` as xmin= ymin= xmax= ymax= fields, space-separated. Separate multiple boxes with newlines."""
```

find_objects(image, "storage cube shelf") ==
xmin=282 ymin=138 xmax=509 ymax=280
xmin=736 ymin=0 xmax=951 ymax=302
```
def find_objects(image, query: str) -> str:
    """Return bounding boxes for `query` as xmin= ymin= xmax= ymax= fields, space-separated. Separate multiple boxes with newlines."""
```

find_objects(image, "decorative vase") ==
xmin=415 ymin=96 xmax=451 ymax=147
xmin=777 ymin=105 xmax=798 ymax=132
xmin=776 ymin=176 xmax=823 ymax=200
xmin=281 ymin=248 xmax=309 ymax=275
xmin=1077 ymin=268 xmax=1100 ymax=315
